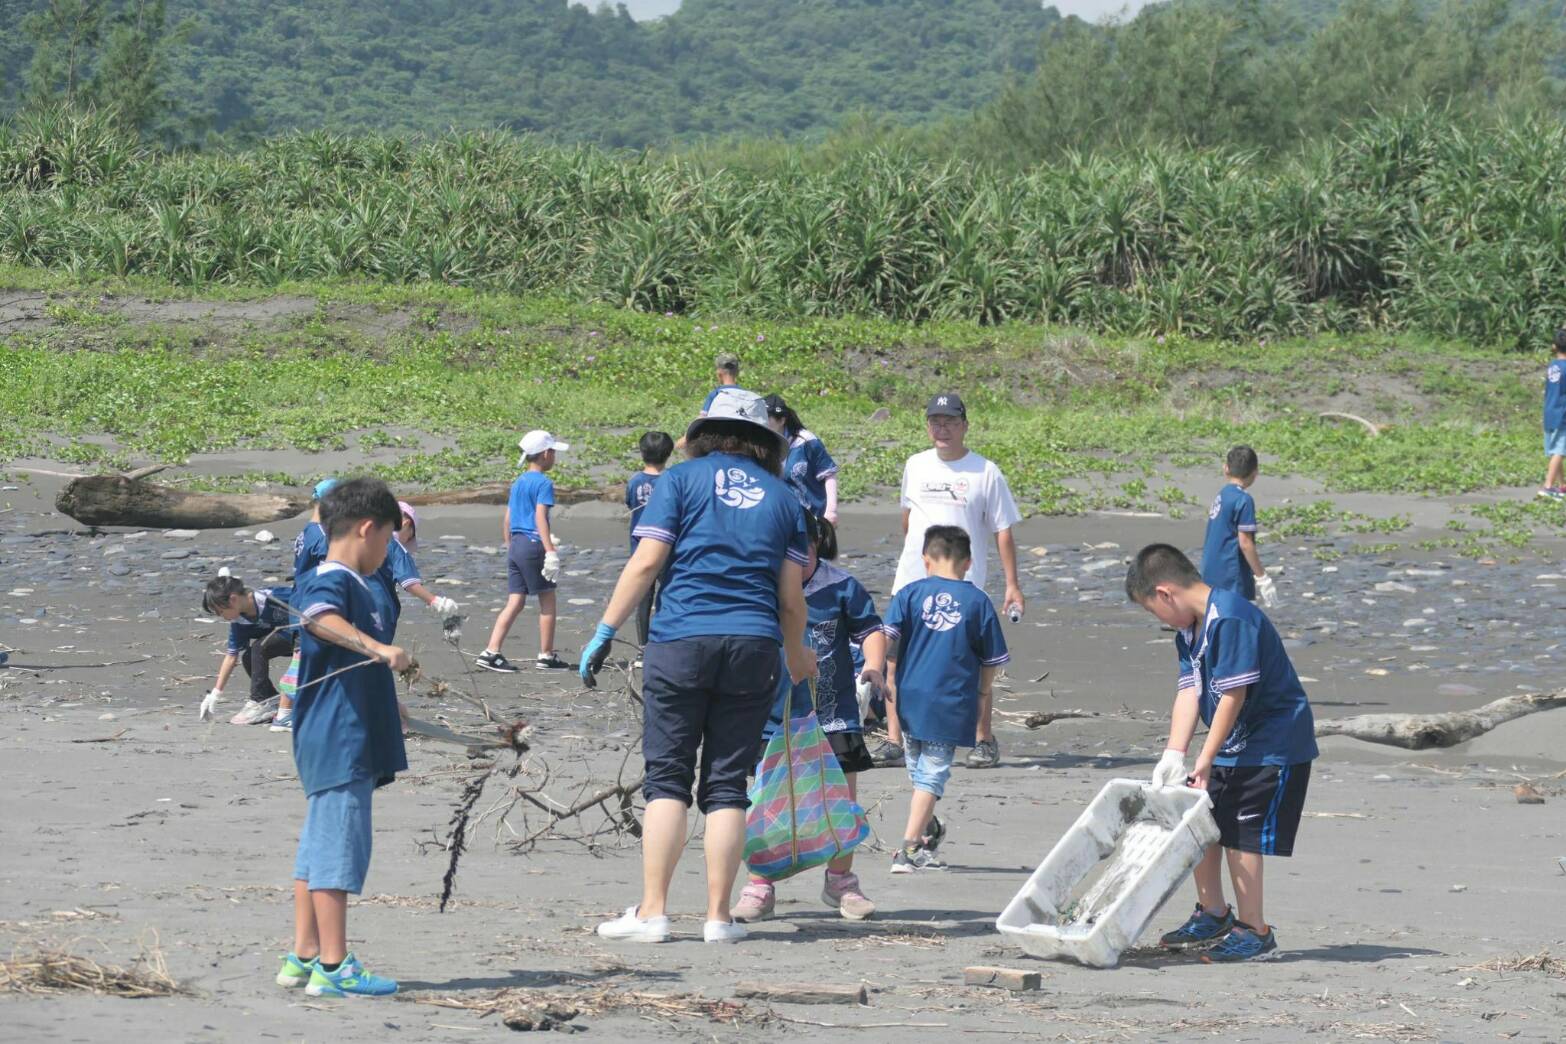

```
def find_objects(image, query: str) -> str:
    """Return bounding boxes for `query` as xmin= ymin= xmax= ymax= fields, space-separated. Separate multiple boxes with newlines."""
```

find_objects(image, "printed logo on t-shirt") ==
xmin=1208 ymin=493 xmax=1223 ymax=521
xmin=920 ymin=591 xmax=963 ymax=632
xmin=635 ymin=483 xmax=654 ymax=507
xmin=370 ymin=610 xmax=384 ymax=631
xmin=791 ymin=460 xmax=808 ymax=480
xmin=714 ymin=466 xmax=765 ymax=509
xmin=917 ymin=477 xmax=970 ymax=506
xmin=1551 ymin=367 xmax=1562 ymax=384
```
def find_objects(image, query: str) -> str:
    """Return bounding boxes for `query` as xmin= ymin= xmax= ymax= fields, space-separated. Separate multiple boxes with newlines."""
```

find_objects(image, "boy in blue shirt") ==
xmin=1200 ymin=446 xmax=1275 ymax=607
xmin=479 ymin=430 xmax=571 ymax=672
xmin=626 ymin=430 xmax=674 ymax=647
xmin=881 ymin=525 xmax=1008 ymax=873
xmin=279 ymin=477 xmax=409 ymax=997
xmin=197 ymin=572 xmax=296 ymax=724
xmin=1538 ymin=328 xmax=1566 ymax=501
xmin=1126 ymin=543 xmax=1318 ymax=962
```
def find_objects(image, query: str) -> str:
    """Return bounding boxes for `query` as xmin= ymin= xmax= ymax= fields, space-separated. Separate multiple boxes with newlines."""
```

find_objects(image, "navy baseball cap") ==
xmin=925 ymin=393 xmax=966 ymax=419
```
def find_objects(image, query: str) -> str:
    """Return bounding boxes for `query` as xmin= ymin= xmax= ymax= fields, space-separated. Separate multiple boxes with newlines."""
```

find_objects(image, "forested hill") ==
xmin=0 ymin=0 xmax=1061 ymax=147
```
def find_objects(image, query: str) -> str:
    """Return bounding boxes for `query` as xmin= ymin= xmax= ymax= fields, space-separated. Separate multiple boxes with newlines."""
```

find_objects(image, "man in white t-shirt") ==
xmin=885 ymin=392 xmax=1024 ymax=769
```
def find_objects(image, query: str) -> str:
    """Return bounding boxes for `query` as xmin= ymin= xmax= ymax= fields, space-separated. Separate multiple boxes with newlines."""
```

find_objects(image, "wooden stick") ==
xmin=1314 ymin=690 xmax=1566 ymax=750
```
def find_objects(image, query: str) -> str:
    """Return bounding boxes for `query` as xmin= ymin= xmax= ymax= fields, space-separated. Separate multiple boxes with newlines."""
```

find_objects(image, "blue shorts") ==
xmin=293 ymin=777 xmax=375 ymax=893
xmin=641 ymin=635 xmax=780 ymax=813
xmin=507 ymin=534 xmax=554 ymax=596
xmin=903 ymin=737 xmax=956 ymax=799
xmin=1547 ymin=429 xmax=1566 ymax=457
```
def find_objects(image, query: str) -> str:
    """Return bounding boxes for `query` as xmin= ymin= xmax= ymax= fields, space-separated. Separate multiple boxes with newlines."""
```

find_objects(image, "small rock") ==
xmin=253 ymin=530 xmax=277 ymax=543
xmin=164 ymin=529 xmax=199 ymax=539
xmin=1514 ymin=783 xmax=1546 ymax=805
xmin=233 ymin=530 xmax=252 ymax=538
xmin=1449 ymin=884 xmax=1467 ymax=893
xmin=98 ymin=712 xmax=116 ymax=721
xmin=868 ymin=408 xmax=891 ymax=423
xmin=567 ymin=598 xmax=596 ymax=606
xmin=107 ymin=564 xmax=132 ymax=576
xmin=160 ymin=549 xmax=194 ymax=560
xmin=1375 ymin=581 xmax=1417 ymax=593
xmin=1401 ymin=618 xmax=1430 ymax=628
xmin=1029 ymin=546 xmax=1049 ymax=558
xmin=1364 ymin=667 xmax=1389 ymax=676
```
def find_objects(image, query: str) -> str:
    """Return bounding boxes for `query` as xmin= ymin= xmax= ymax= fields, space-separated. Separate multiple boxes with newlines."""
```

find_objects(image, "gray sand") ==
xmin=2 ymin=470 xmax=1564 ymax=1041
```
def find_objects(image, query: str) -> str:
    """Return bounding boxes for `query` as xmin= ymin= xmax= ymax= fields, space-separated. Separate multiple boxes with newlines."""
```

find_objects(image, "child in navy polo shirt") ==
xmin=1126 ymin=543 xmax=1317 ymax=962
xmin=626 ymin=430 xmax=674 ymax=647
xmin=479 ymin=431 xmax=571 ymax=673
xmin=882 ymin=524 xmax=1008 ymax=873
xmin=281 ymin=477 xmax=409 ymax=997
xmin=1200 ymin=446 xmax=1275 ymax=607
xmin=1538 ymin=328 xmax=1566 ymax=501
xmin=198 ymin=572 xmax=296 ymax=724
xmin=763 ymin=394 xmax=840 ymax=523
xmin=733 ymin=513 xmax=888 ymax=922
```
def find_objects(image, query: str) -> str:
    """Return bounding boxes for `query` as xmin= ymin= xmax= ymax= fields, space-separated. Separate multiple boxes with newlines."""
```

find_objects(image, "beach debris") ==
xmin=1458 ymin=950 xmax=1566 ymax=978
xmin=734 ymin=982 xmax=868 ymax=1005
xmin=1022 ymin=709 xmax=1100 ymax=729
xmin=402 ymin=987 xmax=771 ymax=1030
xmin=0 ymin=945 xmax=183 ymax=998
xmin=1317 ymin=410 xmax=1384 ymax=436
xmin=963 ymin=966 xmax=1042 ymax=992
xmin=1514 ymin=783 xmax=1545 ymax=805
xmin=253 ymin=529 xmax=276 ymax=543
xmin=1314 ymin=689 xmax=1566 ymax=750
xmin=56 ymin=472 xmax=306 ymax=529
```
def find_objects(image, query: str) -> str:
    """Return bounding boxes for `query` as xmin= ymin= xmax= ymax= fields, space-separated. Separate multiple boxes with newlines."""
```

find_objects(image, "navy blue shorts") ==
xmin=507 ymin=534 xmax=553 ymax=596
xmin=1209 ymin=761 xmax=1311 ymax=857
xmin=641 ymin=636 xmax=781 ymax=813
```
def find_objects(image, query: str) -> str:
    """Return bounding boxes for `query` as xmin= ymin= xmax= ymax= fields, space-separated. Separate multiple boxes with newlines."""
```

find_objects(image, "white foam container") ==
xmin=996 ymin=778 xmax=1219 ymax=968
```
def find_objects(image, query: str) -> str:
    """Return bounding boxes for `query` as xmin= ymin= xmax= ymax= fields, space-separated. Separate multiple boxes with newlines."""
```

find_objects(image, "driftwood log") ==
xmin=1314 ymin=690 xmax=1566 ymax=750
xmin=56 ymin=470 xmax=308 ymax=529
xmin=403 ymin=482 xmax=626 ymax=508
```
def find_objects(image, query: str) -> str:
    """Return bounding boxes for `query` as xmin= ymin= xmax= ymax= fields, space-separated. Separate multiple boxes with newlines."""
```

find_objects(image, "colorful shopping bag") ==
xmin=743 ymin=679 xmax=870 ymax=881
xmin=278 ymin=646 xmax=301 ymax=699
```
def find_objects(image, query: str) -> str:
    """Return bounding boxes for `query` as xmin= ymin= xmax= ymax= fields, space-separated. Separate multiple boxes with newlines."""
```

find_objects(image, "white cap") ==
xmin=518 ymin=430 xmax=569 ymax=463
xmin=686 ymin=388 xmax=785 ymax=447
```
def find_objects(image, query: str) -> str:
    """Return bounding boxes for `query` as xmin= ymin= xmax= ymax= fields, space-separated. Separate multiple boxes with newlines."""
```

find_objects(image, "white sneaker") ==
xmin=596 ymin=905 xmax=671 ymax=943
xmin=230 ymin=696 xmax=279 ymax=725
xmin=703 ymin=919 xmax=746 ymax=944
xmin=269 ymin=710 xmax=293 ymax=733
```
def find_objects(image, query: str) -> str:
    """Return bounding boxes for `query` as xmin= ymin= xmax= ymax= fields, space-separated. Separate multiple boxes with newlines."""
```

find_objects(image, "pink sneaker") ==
xmin=732 ymin=881 xmax=775 ymax=923
xmin=822 ymin=870 xmax=875 ymax=921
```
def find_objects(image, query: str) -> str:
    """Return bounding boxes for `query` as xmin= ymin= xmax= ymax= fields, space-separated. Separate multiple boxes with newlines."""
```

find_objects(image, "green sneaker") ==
xmin=305 ymin=953 xmax=398 ymax=997
xmin=275 ymin=952 xmax=316 ymax=988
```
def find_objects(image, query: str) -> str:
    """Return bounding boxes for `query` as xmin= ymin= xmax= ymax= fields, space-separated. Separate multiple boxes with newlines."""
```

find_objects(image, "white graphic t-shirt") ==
xmin=893 ymin=449 xmax=1021 ymax=596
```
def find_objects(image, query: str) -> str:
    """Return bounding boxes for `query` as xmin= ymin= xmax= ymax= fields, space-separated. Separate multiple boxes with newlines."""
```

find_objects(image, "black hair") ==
xmin=812 ymin=513 xmax=839 ymax=561
xmin=639 ymin=430 xmax=675 ymax=466
xmin=319 ymin=476 xmax=402 ymax=540
xmin=1554 ymin=327 xmax=1566 ymax=353
xmin=922 ymin=524 xmax=971 ymax=563
xmin=1225 ymin=444 xmax=1259 ymax=479
xmin=762 ymin=393 xmax=805 ymax=440
xmin=1125 ymin=543 xmax=1202 ymax=602
xmin=524 ymin=450 xmax=551 ymax=465
xmin=716 ymin=353 xmax=741 ymax=378
xmin=685 ymin=423 xmax=786 ymax=476
xmin=202 ymin=574 xmax=248 ymax=613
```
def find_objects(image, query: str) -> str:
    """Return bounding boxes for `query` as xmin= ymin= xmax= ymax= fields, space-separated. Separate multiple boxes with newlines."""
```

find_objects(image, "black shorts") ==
xmin=828 ymin=731 xmax=874 ymax=774
xmin=1209 ymin=761 xmax=1311 ymax=857
xmin=507 ymin=534 xmax=554 ymax=596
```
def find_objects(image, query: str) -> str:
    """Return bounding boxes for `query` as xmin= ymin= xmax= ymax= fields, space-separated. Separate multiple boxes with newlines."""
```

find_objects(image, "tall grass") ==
xmin=1 ymin=106 xmax=1563 ymax=347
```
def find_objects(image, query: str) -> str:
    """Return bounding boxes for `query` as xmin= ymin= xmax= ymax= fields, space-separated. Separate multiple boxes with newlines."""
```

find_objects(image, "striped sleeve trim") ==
xmin=300 ymin=601 xmax=342 ymax=620
xmin=1237 ymin=523 xmax=1258 ymax=532
xmin=631 ymin=525 xmax=675 ymax=545
xmin=815 ymin=466 xmax=839 ymax=480
xmin=881 ymin=624 xmax=902 ymax=640
xmin=1177 ymin=672 xmax=1198 ymax=691
xmin=851 ymin=621 xmax=883 ymax=642
xmin=1212 ymin=671 xmax=1260 ymax=692
xmin=785 ymin=547 xmax=810 ymax=566
xmin=982 ymin=652 xmax=1011 ymax=666
xmin=398 ymin=577 xmax=422 ymax=590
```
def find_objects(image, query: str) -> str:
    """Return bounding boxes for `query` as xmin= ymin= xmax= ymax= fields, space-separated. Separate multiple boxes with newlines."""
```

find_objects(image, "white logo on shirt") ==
xmin=920 ymin=591 xmax=963 ymax=632
xmin=1551 ymin=368 xmax=1562 ymax=384
xmin=1208 ymin=493 xmax=1223 ymax=521
xmin=371 ymin=611 xmax=384 ymax=631
xmin=635 ymin=483 xmax=654 ymax=507
xmin=791 ymin=460 xmax=807 ymax=480
xmin=714 ymin=467 xmax=765 ymax=509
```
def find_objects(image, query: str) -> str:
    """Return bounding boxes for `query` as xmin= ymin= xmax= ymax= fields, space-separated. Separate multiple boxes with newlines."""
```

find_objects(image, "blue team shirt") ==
xmin=882 ymin=577 xmax=1009 ymax=747
xmin=766 ymin=562 xmax=882 ymax=737
xmin=508 ymin=472 xmax=555 ymax=538
xmin=292 ymin=561 xmax=408 ymax=796
xmin=632 ymin=452 xmax=809 ymax=645
xmin=784 ymin=433 xmax=838 ymax=517
xmin=225 ymin=587 xmax=296 ymax=655
xmin=1201 ymin=483 xmax=1258 ymax=600
xmin=298 ymin=522 xmax=418 ymax=633
xmin=293 ymin=520 xmax=328 ymax=578
xmin=1546 ymin=358 xmax=1566 ymax=431
xmin=625 ymin=471 xmax=662 ymax=549
xmin=1176 ymin=586 xmax=1318 ymax=767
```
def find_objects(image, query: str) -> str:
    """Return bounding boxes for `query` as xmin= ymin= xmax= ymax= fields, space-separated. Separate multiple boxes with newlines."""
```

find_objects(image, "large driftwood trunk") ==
xmin=1314 ymin=690 xmax=1566 ymax=750
xmin=56 ymin=475 xmax=307 ymax=529
xmin=403 ymin=482 xmax=626 ymax=507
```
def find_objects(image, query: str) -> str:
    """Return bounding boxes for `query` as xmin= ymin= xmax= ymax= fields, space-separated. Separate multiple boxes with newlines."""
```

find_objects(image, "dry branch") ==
xmin=1317 ymin=410 xmax=1384 ymax=436
xmin=1022 ymin=709 xmax=1100 ymax=729
xmin=0 ymin=947 xmax=183 ymax=997
xmin=1314 ymin=690 xmax=1566 ymax=750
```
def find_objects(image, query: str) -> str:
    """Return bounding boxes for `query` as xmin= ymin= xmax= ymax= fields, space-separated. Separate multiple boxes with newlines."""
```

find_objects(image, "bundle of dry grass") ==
xmin=1461 ymin=950 xmax=1566 ymax=978
xmin=404 ymin=986 xmax=771 ymax=1031
xmin=0 ymin=947 xmax=183 ymax=998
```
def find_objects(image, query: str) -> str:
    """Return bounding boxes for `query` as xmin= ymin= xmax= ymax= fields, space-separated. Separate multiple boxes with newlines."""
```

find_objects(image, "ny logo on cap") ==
xmin=936 ymin=397 xmax=949 ymax=405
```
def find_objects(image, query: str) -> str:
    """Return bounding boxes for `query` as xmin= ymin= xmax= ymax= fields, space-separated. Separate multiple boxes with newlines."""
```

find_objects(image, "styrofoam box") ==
xmin=996 ymin=778 xmax=1220 ymax=968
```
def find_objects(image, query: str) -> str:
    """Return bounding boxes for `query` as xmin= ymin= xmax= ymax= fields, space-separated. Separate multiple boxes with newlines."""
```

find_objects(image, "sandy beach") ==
xmin=2 ymin=465 xmax=1564 ymax=1042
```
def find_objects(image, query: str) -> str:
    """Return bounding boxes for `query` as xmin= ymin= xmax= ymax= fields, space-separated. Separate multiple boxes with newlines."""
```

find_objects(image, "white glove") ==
xmin=1151 ymin=748 xmax=1187 ymax=788
xmin=428 ymin=595 xmax=459 ymax=616
xmin=856 ymin=676 xmax=879 ymax=722
xmin=199 ymin=688 xmax=224 ymax=721
xmin=541 ymin=551 xmax=561 ymax=583
xmin=1256 ymin=574 xmax=1278 ymax=608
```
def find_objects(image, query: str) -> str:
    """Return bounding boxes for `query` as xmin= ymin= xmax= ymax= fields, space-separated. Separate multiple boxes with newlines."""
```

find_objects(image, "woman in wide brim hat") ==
xmin=579 ymin=388 xmax=818 ymax=944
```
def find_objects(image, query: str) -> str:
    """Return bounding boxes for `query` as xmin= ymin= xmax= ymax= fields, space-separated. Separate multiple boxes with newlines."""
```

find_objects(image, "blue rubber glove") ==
xmin=580 ymin=622 xmax=617 ymax=687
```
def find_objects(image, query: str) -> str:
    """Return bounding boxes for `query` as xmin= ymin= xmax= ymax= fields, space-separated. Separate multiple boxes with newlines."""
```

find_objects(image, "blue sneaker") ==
xmin=1159 ymin=903 xmax=1235 ymax=950
xmin=1202 ymin=923 xmax=1278 ymax=963
xmin=275 ymin=952 xmax=315 ymax=988
xmin=304 ymin=953 xmax=398 ymax=997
